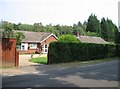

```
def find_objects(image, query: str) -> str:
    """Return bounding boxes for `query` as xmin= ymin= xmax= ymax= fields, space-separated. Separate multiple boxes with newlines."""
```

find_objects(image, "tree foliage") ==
xmin=58 ymin=34 xmax=79 ymax=42
xmin=86 ymin=14 xmax=101 ymax=36
xmin=2 ymin=21 xmax=14 ymax=38
xmin=0 ymin=13 xmax=118 ymax=43
xmin=1 ymin=21 xmax=25 ymax=45
xmin=14 ymin=32 xmax=25 ymax=45
xmin=100 ymin=18 xmax=118 ymax=42
xmin=115 ymin=29 xmax=120 ymax=44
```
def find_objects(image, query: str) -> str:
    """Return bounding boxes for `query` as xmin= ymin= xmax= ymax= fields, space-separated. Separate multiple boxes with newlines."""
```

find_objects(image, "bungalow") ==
xmin=18 ymin=31 xmax=58 ymax=54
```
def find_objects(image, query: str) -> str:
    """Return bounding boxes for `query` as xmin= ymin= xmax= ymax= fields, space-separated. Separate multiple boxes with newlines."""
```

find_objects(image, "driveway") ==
xmin=2 ymin=54 xmax=47 ymax=76
xmin=19 ymin=54 xmax=41 ymax=67
xmin=2 ymin=60 xmax=119 ymax=87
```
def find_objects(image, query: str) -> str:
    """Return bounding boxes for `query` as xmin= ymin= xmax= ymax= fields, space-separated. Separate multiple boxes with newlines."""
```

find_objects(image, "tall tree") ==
xmin=73 ymin=23 xmax=86 ymax=36
xmin=33 ymin=22 xmax=44 ymax=32
xmin=100 ymin=18 xmax=118 ymax=42
xmin=18 ymin=23 xmax=34 ymax=31
xmin=45 ymin=24 xmax=55 ymax=32
xmin=107 ymin=19 xmax=116 ymax=42
xmin=82 ymin=21 xmax=87 ymax=31
xmin=86 ymin=14 xmax=101 ymax=36
xmin=100 ymin=18 xmax=109 ymax=41
xmin=114 ymin=27 xmax=120 ymax=44
xmin=55 ymin=24 xmax=62 ymax=35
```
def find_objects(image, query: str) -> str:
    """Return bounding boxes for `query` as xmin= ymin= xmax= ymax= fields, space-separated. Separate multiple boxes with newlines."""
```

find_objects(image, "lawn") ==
xmin=29 ymin=57 xmax=47 ymax=64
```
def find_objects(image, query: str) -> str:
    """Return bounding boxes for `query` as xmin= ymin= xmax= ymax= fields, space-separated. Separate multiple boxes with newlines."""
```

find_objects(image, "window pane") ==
xmin=45 ymin=44 xmax=47 ymax=48
xmin=29 ymin=43 xmax=37 ymax=49
xmin=22 ymin=45 xmax=25 ymax=50
xmin=45 ymin=49 xmax=48 ymax=52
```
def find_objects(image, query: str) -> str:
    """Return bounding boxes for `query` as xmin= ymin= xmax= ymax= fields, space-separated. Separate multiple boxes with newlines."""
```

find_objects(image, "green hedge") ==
xmin=116 ymin=44 xmax=120 ymax=56
xmin=47 ymin=42 xmax=120 ymax=64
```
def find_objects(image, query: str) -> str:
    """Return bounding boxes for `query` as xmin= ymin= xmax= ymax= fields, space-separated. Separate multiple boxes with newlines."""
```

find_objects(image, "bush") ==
xmin=48 ymin=42 xmax=119 ymax=64
xmin=116 ymin=44 xmax=120 ymax=57
xmin=58 ymin=34 xmax=79 ymax=43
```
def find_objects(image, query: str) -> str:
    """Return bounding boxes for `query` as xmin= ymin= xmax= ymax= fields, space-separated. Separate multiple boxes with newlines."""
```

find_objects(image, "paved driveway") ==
xmin=2 ymin=54 xmax=47 ymax=76
xmin=2 ymin=61 xmax=119 ymax=87
xmin=19 ymin=54 xmax=47 ymax=66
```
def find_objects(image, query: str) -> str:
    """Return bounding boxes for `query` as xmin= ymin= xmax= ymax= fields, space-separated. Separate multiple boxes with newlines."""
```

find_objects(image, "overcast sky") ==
xmin=0 ymin=0 xmax=119 ymax=26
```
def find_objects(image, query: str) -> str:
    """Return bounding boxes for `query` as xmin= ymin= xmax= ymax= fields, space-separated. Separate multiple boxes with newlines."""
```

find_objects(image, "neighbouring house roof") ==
xmin=77 ymin=35 xmax=108 ymax=44
xmin=15 ymin=31 xmax=58 ymax=43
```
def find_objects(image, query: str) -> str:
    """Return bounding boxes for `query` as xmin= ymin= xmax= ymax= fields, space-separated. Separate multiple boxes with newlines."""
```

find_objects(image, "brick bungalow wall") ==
xmin=19 ymin=35 xmax=57 ymax=54
xmin=41 ymin=35 xmax=57 ymax=45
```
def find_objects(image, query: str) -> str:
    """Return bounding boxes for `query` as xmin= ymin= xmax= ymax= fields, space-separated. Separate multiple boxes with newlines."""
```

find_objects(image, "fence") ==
xmin=1 ymin=38 xmax=19 ymax=67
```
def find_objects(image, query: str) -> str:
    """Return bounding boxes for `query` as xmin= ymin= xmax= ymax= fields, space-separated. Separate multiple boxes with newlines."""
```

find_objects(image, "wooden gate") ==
xmin=1 ymin=38 xmax=19 ymax=67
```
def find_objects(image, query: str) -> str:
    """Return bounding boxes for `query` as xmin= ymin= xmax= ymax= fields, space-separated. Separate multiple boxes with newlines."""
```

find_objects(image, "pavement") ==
xmin=2 ymin=54 xmax=47 ymax=76
xmin=2 ymin=59 xmax=119 ymax=87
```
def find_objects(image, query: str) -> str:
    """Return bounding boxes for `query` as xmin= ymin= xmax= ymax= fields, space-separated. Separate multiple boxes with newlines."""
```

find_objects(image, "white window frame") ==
xmin=42 ymin=44 xmax=49 ymax=53
xmin=30 ymin=43 xmax=37 ymax=49
xmin=21 ymin=43 xmax=28 ymax=50
xmin=22 ymin=45 xmax=25 ymax=50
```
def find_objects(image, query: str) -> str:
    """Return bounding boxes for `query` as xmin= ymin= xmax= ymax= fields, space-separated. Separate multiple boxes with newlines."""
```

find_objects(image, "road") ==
xmin=2 ymin=61 xmax=119 ymax=87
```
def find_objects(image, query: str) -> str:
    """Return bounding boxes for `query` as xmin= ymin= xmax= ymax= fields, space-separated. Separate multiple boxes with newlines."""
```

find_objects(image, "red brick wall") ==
xmin=19 ymin=35 xmax=57 ymax=54
xmin=41 ymin=35 xmax=57 ymax=45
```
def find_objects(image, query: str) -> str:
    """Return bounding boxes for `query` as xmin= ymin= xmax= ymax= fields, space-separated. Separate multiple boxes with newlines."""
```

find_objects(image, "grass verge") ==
xmin=58 ymin=57 xmax=119 ymax=67
xmin=29 ymin=57 xmax=47 ymax=64
xmin=29 ymin=57 xmax=119 ymax=65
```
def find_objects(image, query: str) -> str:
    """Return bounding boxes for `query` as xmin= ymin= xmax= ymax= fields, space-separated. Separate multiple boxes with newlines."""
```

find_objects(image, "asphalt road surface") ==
xmin=2 ymin=61 xmax=119 ymax=87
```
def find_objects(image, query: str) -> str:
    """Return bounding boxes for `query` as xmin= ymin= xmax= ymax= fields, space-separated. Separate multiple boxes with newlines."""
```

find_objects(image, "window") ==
xmin=30 ymin=43 xmax=37 ymax=49
xmin=21 ymin=43 xmax=27 ymax=50
xmin=45 ymin=44 xmax=47 ymax=48
xmin=30 ymin=44 xmax=36 ymax=47
xmin=45 ymin=49 xmax=48 ymax=52
xmin=22 ymin=45 xmax=25 ymax=50
xmin=42 ymin=44 xmax=49 ymax=53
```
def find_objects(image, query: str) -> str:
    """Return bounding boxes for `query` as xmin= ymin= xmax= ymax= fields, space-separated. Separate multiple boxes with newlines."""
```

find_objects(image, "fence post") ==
xmin=15 ymin=50 xmax=19 ymax=67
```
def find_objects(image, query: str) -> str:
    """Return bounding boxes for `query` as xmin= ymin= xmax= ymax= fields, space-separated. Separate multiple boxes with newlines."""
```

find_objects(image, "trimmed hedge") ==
xmin=47 ymin=42 xmax=120 ymax=64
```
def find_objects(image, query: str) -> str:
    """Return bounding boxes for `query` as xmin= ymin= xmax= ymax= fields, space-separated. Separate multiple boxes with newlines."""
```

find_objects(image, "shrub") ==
xmin=116 ymin=44 xmax=120 ymax=57
xmin=58 ymin=34 xmax=79 ymax=43
xmin=48 ymin=42 xmax=119 ymax=64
